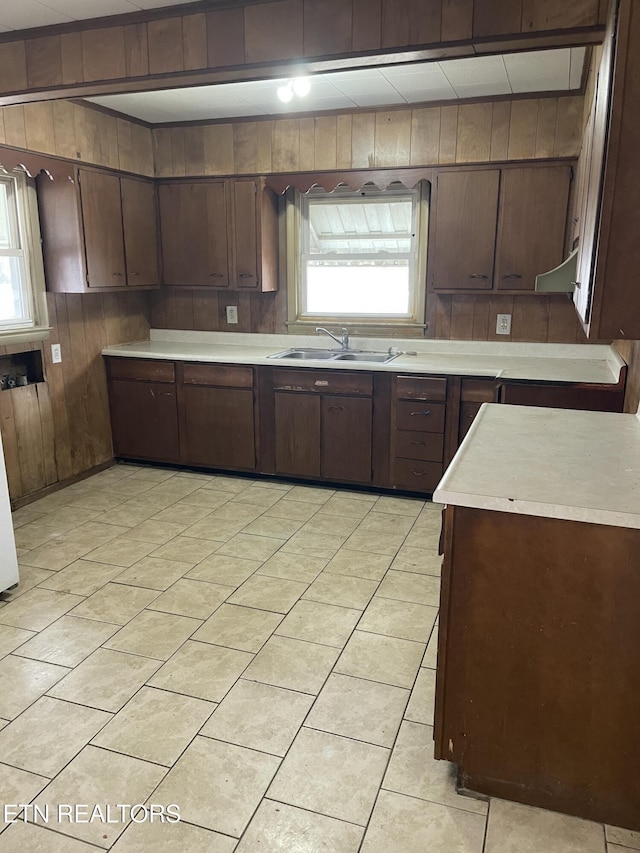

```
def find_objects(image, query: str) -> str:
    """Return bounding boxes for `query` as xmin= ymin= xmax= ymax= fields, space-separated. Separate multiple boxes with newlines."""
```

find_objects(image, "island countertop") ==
xmin=433 ymin=403 xmax=640 ymax=529
xmin=102 ymin=330 xmax=625 ymax=386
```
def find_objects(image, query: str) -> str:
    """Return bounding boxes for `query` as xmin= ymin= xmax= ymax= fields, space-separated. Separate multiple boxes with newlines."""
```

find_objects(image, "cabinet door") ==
xmin=180 ymin=385 xmax=255 ymax=470
xmin=230 ymin=179 xmax=259 ymax=289
xmin=159 ymin=182 xmax=229 ymax=286
xmin=432 ymin=170 xmax=500 ymax=290
xmin=321 ymin=395 xmax=372 ymax=483
xmin=79 ymin=170 xmax=126 ymax=289
xmin=109 ymin=379 xmax=179 ymax=462
xmin=495 ymin=167 xmax=571 ymax=291
xmin=274 ymin=391 xmax=321 ymax=477
xmin=121 ymin=178 xmax=159 ymax=287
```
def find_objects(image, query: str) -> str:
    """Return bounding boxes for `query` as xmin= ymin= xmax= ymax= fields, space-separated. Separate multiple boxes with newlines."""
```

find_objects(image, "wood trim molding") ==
xmin=265 ymin=168 xmax=435 ymax=194
xmin=0 ymin=145 xmax=75 ymax=181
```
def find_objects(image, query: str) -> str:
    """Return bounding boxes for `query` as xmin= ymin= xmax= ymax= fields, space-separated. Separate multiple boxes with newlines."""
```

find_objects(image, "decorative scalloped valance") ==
xmin=265 ymin=168 xmax=434 ymax=194
xmin=0 ymin=146 xmax=76 ymax=182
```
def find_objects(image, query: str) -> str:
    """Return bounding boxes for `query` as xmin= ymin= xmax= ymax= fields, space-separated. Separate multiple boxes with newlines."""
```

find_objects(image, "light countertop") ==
xmin=102 ymin=330 xmax=625 ymax=385
xmin=434 ymin=403 xmax=640 ymax=529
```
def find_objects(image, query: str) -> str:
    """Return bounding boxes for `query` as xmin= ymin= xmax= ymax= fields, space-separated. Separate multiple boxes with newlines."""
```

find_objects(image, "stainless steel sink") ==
xmin=268 ymin=348 xmax=399 ymax=364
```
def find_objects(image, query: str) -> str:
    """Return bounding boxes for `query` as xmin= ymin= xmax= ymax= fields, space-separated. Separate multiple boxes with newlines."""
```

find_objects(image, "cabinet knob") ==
xmin=113 ymin=272 xmax=123 ymax=276
xmin=130 ymin=272 xmax=140 ymax=276
xmin=502 ymin=274 xmax=522 ymax=280
xmin=468 ymin=274 xmax=488 ymax=279
xmin=410 ymin=410 xmax=431 ymax=417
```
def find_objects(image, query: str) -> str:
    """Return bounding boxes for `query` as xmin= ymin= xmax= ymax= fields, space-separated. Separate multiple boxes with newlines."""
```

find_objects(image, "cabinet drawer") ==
xmin=396 ymin=375 xmax=447 ymax=401
xmin=396 ymin=401 xmax=446 ymax=432
xmin=461 ymin=378 xmax=498 ymax=403
xmin=272 ymin=369 xmax=372 ymax=396
xmin=108 ymin=358 xmax=175 ymax=384
xmin=393 ymin=458 xmax=443 ymax=492
xmin=395 ymin=430 xmax=444 ymax=462
xmin=182 ymin=363 xmax=253 ymax=388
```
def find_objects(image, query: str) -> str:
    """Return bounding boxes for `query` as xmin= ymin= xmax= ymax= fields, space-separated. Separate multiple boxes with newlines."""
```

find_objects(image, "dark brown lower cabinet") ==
xmin=109 ymin=379 xmax=179 ymax=462
xmin=179 ymin=385 xmax=255 ymax=470
xmin=274 ymin=392 xmax=321 ymax=478
xmin=435 ymin=505 xmax=640 ymax=831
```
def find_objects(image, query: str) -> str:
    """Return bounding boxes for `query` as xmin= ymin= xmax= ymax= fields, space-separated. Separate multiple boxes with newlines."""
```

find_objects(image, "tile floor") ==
xmin=0 ymin=464 xmax=637 ymax=851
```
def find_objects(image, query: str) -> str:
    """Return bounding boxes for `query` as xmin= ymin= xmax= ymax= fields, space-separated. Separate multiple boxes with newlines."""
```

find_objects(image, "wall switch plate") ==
xmin=496 ymin=314 xmax=512 ymax=335
xmin=51 ymin=343 xmax=62 ymax=363
xmin=226 ymin=305 xmax=238 ymax=324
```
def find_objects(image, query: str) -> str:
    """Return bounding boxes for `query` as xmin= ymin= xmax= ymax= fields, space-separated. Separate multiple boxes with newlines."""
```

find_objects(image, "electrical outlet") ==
xmin=496 ymin=313 xmax=512 ymax=335
xmin=226 ymin=305 xmax=238 ymax=324
xmin=51 ymin=343 xmax=62 ymax=363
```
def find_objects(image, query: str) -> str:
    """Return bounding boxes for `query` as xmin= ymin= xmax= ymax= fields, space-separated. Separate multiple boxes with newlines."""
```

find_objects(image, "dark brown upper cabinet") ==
xmin=38 ymin=168 xmax=160 ymax=293
xmin=431 ymin=165 xmax=571 ymax=293
xmin=158 ymin=177 xmax=278 ymax=291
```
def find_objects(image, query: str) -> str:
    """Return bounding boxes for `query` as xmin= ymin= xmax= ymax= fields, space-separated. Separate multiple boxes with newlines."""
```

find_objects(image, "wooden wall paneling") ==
xmin=244 ymin=0 xmax=304 ymax=63
xmin=124 ymin=23 xmax=149 ymax=77
xmin=448 ymin=294 xmax=476 ymax=338
xmin=53 ymin=294 xmax=87 ymax=474
xmin=374 ymin=110 xmax=411 ymax=167
xmin=352 ymin=0 xmax=382 ymax=51
xmin=298 ymin=117 xmax=315 ymax=171
xmin=511 ymin=295 xmax=550 ymax=341
xmin=203 ymin=124 xmax=235 ymax=175
xmin=381 ymin=0 xmax=442 ymax=47
xmin=522 ymin=0 xmax=599 ymax=31
xmin=26 ymin=36 xmax=62 ymax=89
xmin=272 ymin=119 xmax=301 ymax=172
xmin=0 ymin=41 xmax=27 ymax=94
xmin=60 ymin=32 xmax=83 ymax=85
xmin=183 ymin=125 xmax=206 ymax=176
xmin=52 ymin=100 xmax=79 ymax=160
xmin=490 ymin=101 xmax=511 ymax=160
xmin=165 ymin=127 xmax=185 ymax=177
xmin=23 ymin=102 xmax=55 ymax=156
xmin=43 ymin=295 xmax=73 ymax=483
xmin=0 ymin=387 xmax=23 ymax=498
xmin=456 ymin=103 xmax=493 ymax=162
xmin=86 ymin=108 xmax=118 ymax=169
xmin=149 ymin=291 xmax=167 ymax=328
xmin=0 ymin=113 xmax=5 ymax=145
xmin=433 ymin=294 xmax=453 ymax=338
xmin=148 ymin=17 xmax=184 ymax=75
xmin=256 ymin=121 xmax=274 ymax=173
xmin=535 ymin=98 xmax=558 ymax=158
xmin=3 ymin=107 xmax=27 ymax=149
xmin=116 ymin=119 xmax=134 ymax=173
xmin=303 ymin=0 xmax=353 ymax=56
xmin=442 ymin=0 xmax=474 ymax=41
xmin=597 ymin=0 xmax=610 ymax=25
xmin=508 ymin=99 xmax=539 ymax=160
xmin=232 ymin=122 xmax=258 ymax=174
xmin=411 ymin=108 xmax=441 ymax=165
xmin=172 ymin=289 xmax=196 ymax=330
xmin=12 ymin=385 xmax=47 ymax=496
xmin=554 ymin=95 xmax=583 ymax=157
xmin=206 ymin=7 xmax=246 ymax=68
xmin=81 ymin=27 xmax=127 ymax=83
xmin=132 ymin=123 xmax=154 ymax=176
xmin=81 ymin=294 xmax=113 ymax=465
xmin=351 ymin=112 xmax=375 ymax=168
xmin=439 ymin=106 xmax=459 ymax=163
xmin=474 ymin=0 xmax=522 ymax=36
xmin=191 ymin=290 xmax=221 ymax=331
xmin=471 ymin=296 xmax=491 ymax=339
xmin=161 ymin=288 xmax=179 ymax=329
xmin=336 ymin=115 xmax=353 ymax=169
xmin=65 ymin=294 xmax=100 ymax=468
xmin=487 ymin=294 xmax=514 ymax=340
xmin=548 ymin=294 xmax=583 ymax=343
xmin=314 ymin=116 xmax=337 ymax=170
xmin=182 ymin=14 xmax=208 ymax=71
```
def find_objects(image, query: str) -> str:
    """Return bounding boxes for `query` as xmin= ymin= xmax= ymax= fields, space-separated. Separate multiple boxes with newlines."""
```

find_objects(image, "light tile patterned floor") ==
xmin=0 ymin=464 xmax=634 ymax=851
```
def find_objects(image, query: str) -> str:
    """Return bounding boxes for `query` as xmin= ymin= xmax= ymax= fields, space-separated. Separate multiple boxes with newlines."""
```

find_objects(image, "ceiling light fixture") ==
xmin=277 ymin=77 xmax=311 ymax=103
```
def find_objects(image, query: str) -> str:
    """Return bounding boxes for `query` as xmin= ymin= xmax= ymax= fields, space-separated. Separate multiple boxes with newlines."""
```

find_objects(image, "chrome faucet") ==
xmin=315 ymin=327 xmax=349 ymax=351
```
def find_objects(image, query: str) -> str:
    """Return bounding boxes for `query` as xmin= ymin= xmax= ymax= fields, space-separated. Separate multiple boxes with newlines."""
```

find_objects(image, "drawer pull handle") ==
xmin=502 ymin=274 xmax=522 ymax=280
xmin=129 ymin=272 xmax=140 ymax=276
xmin=410 ymin=469 xmax=428 ymax=476
xmin=327 ymin=405 xmax=344 ymax=411
xmin=239 ymin=273 xmax=253 ymax=278
xmin=469 ymin=274 xmax=488 ymax=279
xmin=314 ymin=380 xmax=329 ymax=386
xmin=410 ymin=441 xmax=428 ymax=445
xmin=410 ymin=410 xmax=431 ymax=416
xmin=209 ymin=273 xmax=224 ymax=277
xmin=113 ymin=272 xmax=123 ymax=276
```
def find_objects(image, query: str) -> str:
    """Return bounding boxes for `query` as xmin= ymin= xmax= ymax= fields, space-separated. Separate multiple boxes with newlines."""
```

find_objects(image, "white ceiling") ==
xmin=85 ymin=47 xmax=586 ymax=124
xmin=0 ymin=0 xmax=196 ymax=32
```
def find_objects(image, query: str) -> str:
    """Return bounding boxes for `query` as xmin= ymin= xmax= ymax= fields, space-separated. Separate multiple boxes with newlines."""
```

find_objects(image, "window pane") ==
xmin=306 ymin=261 xmax=410 ymax=316
xmin=0 ymin=257 xmax=28 ymax=325
xmin=0 ymin=183 xmax=11 ymax=250
xmin=308 ymin=199 xmax=413 ymax=256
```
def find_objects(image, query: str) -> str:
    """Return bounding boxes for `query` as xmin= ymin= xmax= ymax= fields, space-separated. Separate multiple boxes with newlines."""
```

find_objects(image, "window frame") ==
xmin=0 ymin=171 xmax=50 ymax=345
xmin=286 ymin=181 xmax=429 ymax=336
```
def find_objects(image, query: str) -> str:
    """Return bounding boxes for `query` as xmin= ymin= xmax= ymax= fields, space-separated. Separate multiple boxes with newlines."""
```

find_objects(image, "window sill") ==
xmin=286 ymin=321 xmax=427 ymax=339
xmin=0 ymin=326 xmax=52 ymax=346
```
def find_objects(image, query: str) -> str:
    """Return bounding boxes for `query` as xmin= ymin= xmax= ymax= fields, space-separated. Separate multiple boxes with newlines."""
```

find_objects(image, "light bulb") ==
xmin=292 ymin=77 xmax=311 ymax=97
xmin=277 ymin=82 xmax=294 ymax=103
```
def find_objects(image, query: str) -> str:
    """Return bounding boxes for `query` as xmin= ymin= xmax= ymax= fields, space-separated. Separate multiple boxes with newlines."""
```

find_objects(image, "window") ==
xmin=288 ymin=183 xmax=428 ymax=332
xmin=0 ymin=172 xmax=48 ymax=342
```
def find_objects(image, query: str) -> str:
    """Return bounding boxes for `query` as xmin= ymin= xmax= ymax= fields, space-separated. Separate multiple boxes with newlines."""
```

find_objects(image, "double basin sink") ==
xmin=268 ymin=348 xmax=399 ymax=364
